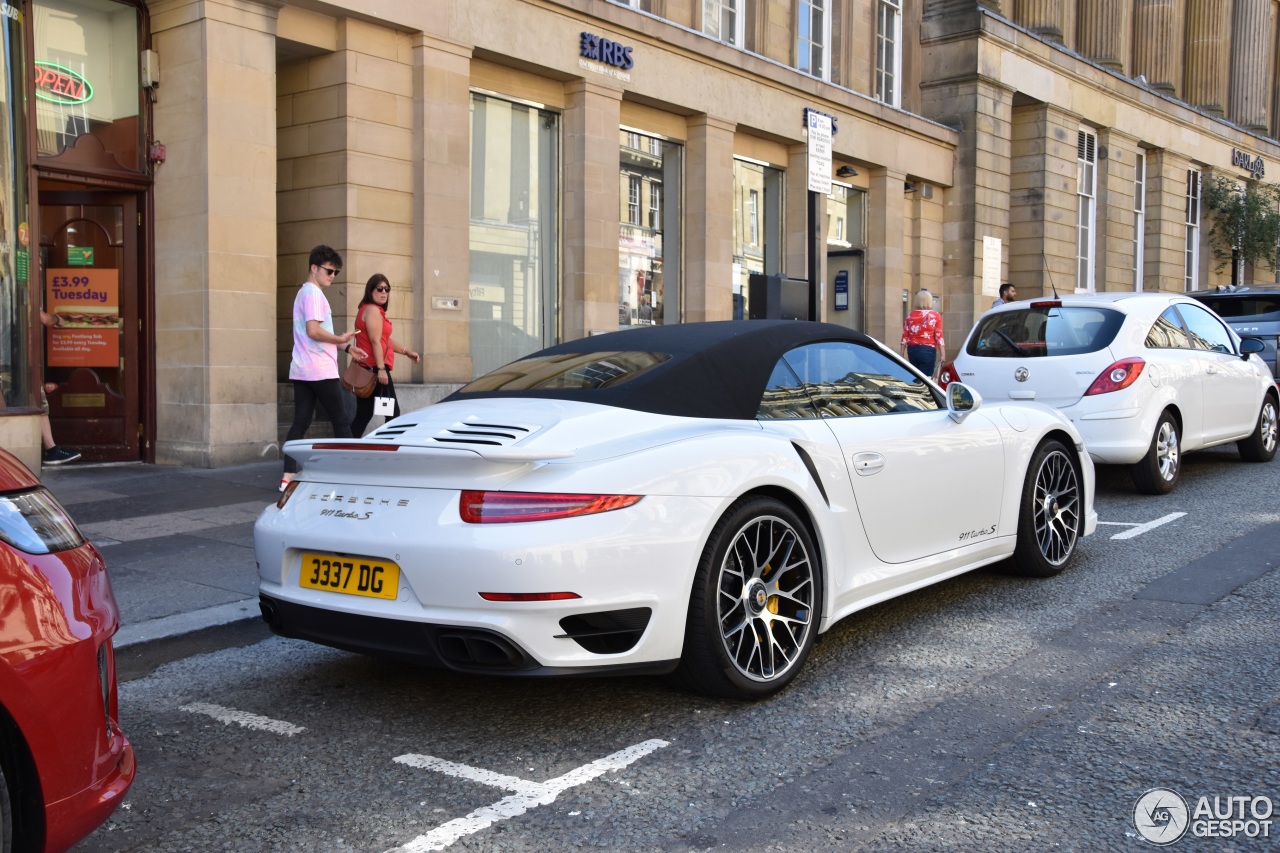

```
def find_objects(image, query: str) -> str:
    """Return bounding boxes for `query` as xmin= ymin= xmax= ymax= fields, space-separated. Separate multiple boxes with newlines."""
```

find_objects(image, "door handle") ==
xmin=851 ymin=452 xmax=885 ymax=476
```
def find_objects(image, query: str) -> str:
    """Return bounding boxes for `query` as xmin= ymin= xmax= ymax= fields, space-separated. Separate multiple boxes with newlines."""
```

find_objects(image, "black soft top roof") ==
xmin=444 ymin=320 xmax=878 ymax=420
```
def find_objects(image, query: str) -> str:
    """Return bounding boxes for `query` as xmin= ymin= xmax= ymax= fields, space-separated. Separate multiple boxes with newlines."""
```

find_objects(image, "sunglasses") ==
xmin=319 ymin=266 xmax=340 ymax=277
xmin=373 ymin=286 xmax=390 ymax=293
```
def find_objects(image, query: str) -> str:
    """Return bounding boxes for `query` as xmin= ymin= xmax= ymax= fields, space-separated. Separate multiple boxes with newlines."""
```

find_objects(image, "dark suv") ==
xmin=1189 ymin=284 xmax=1280 ymax=385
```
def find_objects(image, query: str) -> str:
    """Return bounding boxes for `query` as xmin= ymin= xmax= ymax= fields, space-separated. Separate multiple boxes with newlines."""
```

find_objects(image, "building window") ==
xmin=702 ymin=0 xmax=742 ymax=46
xmin=1076 ymin=129 xmax=1098 ymax=292
xmin=620 ymin=129 xmax=681 ymax=328
xmin=468 ymin=93 xmax=560 ymax=378
xmin=875 ymin=0 xmax=902 ymax=107
xmin=33 ymin=0 xmax=145 ymax=168
xmin=1133 ymin=151 xmax=1146 ymax=292
xmin=797 ymin=0 xmax=829 ymax=80
xmin=732 ymin=159 xmax=785 ymax=319
xmin=627 ymin=176 xmax=641 ymax=225
xmin=0 ymin=5 xmax=32 ymax=409
xmin=1185 ymin=168 xmax=1201 ymax=292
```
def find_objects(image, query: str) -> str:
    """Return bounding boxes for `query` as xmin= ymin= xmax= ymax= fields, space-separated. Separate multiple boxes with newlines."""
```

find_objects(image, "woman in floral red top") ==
xmin=900 ymin=289 xmax=945 ymax=379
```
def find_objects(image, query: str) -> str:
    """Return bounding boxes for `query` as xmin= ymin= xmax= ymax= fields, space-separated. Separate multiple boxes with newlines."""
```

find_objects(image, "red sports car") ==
xmin=0 ymin=449 xmax=134 ymax=852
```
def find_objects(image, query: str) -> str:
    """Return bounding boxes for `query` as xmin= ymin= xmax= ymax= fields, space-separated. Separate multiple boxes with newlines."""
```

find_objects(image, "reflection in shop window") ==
xmin=469 ymin=93 xmax=559 ymax=378
xmin=733 ymin=159 xmax=784 ymax=320
xmin=619 ymin=130 xmax=681 ymax=329
xmin=34 ymin=0 xmax=144 ymax=169
xmin=0 ymin=6 xmax=32 ymax=408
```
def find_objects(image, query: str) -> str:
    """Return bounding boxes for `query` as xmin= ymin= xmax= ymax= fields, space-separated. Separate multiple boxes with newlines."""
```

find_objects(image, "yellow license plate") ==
xmin=299 ymin=552 xmax=399 ymax=600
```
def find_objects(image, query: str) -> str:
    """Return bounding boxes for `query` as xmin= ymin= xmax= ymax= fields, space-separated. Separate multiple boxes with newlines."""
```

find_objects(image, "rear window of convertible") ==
xmin=458 ymin=351 xmax=670 ymax=392
xmin=965 ymin=306 xmax=1124 ymax=358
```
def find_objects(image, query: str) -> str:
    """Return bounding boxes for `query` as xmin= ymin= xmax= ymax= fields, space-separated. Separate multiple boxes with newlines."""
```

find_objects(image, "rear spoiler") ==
xmin=283 ymin=440 xmax=575 ymax=463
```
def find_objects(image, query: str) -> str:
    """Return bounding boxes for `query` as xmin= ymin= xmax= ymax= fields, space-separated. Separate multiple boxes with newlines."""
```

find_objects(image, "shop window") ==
xmin=1076 ymin=129 xmax=1097 ymax=292
xmin=733 ymin=159 xmax=784 ymax=320
xmin=34 ymin=0 xmax=144 ymax=171
xmin=875 ymin=0 xmax=902 ymax=107
xmin=0 ymin=5 xmax=33 ymax=409
xmin=468 ymin=93 xmax=560 ymax=378
xmin=826 ymin=184 xmax=866 ymax=328
xmin=619 ymin=129 xmax=681 ymax=328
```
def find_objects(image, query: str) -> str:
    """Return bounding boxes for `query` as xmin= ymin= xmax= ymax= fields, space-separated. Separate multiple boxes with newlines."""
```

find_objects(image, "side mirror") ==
xmin=1240 ymin=337 xmax=1265 ymax=359
xmin=947 ymin=382 xmax=983 ymax=423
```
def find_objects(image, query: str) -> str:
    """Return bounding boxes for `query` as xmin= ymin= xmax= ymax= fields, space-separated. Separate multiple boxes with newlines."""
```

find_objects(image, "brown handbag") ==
xmin=342 ymin=361 xmax=377 ymax=398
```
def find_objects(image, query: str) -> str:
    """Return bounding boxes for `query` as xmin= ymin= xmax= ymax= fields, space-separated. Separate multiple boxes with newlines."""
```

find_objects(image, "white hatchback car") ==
xmin=940 ymin=293 xmax=1278 ymax=494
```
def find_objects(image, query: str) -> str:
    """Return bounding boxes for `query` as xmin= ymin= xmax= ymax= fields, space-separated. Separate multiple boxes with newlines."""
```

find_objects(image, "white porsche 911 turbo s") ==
xmin=256 ymin=321 xmax=1097 ymax=699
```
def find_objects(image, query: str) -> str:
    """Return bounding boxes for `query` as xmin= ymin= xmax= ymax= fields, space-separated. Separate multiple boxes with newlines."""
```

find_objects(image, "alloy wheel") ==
xmin=1033 ymin=448 xmax=1080 ymax=566
xmin=716 ymin=515 xmax=816 ymax=683
xmin=1155 ymin=419 xmax=1180 ymax=482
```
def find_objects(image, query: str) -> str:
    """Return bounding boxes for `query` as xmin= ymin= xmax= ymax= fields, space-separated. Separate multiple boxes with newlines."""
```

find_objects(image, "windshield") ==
xmin=457 ymin=351 xmax=671 ymax=393
xmin=965 ymin=306 xmax=1124 ymax=358
xmin=1194 ymin=295 xmax=1280 ymax=320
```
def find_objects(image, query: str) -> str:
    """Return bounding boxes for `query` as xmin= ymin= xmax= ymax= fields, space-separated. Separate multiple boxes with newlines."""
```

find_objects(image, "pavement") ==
xmin=40 ymin=459 xmax=281 ymax=650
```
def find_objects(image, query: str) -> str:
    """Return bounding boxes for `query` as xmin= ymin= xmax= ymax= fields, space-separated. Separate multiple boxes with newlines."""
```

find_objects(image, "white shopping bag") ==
xmin=373 ymin=394 xmax=395 ymax=416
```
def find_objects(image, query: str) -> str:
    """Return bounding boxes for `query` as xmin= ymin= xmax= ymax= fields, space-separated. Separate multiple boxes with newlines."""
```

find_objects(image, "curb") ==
xmin=115 ymin=599 xmax=262 ymax=649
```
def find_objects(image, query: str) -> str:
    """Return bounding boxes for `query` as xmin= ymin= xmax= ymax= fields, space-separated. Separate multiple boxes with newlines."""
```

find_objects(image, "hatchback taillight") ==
xmin=1085 ymin=358 xmax=1146 ymax=395
xmin=460 ymin=491 xmax=642 ymax=523
xmin=937 ymin=362 xmax=959 ymax=389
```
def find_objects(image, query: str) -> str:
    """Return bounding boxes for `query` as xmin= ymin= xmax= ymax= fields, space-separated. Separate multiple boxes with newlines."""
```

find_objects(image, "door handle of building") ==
xmin=851 ymin=452 xmax=885 ymax=476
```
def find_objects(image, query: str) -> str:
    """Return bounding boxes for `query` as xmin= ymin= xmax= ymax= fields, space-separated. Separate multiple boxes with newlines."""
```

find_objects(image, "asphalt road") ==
xmin=77 ymin=446 xmax=1280 ymax=852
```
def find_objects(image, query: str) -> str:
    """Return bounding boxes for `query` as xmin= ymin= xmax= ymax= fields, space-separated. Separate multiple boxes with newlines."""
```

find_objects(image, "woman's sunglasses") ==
xmin=373 ymin=286 xmax=391 ymax=293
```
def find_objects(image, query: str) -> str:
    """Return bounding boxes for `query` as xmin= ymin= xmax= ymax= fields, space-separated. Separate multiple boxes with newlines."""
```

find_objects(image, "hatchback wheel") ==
xmin=1010 ymin=440 xmax=1082 ymax=577
xmin=1237 ymin=395 xmax=1278 ymax=463
xmin=671 ymin=496 xmax=821 ymax=699
xmin=1131 ymin=411 xmax=1180 ymax=495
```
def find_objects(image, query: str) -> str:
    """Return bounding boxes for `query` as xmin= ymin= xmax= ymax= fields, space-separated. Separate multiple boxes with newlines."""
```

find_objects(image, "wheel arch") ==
xmin=0 ymin=700 xmax=46 ymax=853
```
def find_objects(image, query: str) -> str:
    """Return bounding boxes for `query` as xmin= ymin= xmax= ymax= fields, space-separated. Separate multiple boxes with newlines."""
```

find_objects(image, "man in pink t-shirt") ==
xmin=280 ymin=245 xmax=367 ymax=489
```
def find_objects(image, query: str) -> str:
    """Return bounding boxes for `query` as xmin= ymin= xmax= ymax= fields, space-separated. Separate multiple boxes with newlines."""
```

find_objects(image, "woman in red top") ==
xmin=900 ymin=289 xmax=945 ymax=379
xmin=349 ymin=274 xmax=420 ymax=436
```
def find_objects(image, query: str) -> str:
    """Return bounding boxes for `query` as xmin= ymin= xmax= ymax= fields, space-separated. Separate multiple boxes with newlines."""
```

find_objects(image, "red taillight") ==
xmin=276 ymin=479 xmax=301 ymax=510
xmin=937 ymin=362 xmax=959 ymax=388
xmin=1030 ymin=300 xmax=1062 ymax=309
xmin=459 ymin=491 xmax=642 ymax=523
xmin=479 ymin=591 xmax=582 ymax=602
xmin=1085 ymin=358 xmax=1146 ymax=395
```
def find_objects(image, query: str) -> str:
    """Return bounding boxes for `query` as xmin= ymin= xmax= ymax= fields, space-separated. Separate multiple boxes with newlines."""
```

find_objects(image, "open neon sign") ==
xmin=34 ymin=61 xmax=93 ymax=105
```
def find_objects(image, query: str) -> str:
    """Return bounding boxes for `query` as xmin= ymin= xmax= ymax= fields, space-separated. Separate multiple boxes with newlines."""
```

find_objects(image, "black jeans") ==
xmin=351 ymin=373 xmax=401 ymax=438
xmin=284 ymin=378 xmax=351 ymax=473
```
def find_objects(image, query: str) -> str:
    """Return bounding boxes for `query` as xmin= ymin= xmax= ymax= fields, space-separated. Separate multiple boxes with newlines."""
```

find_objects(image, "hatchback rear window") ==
xmin=965 ymin=306 xmax=1124 ymax=358
xmin=1193 ymin=295 xmax=1280 ymax=319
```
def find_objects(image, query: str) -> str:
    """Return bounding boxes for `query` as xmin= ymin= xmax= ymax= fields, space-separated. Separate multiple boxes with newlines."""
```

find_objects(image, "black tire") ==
xmin=669 ymin=496 xmax=822 ymax=700
xmin=0 ymin=756 xmax=10 ymax=853
xmin=1130 ymin=411 xmax=1180 ymax=495
xmin=1237 ymin=394 xmax=1278 ymax=463
xmin=1010 ymin=439 xmax=1083 ymax=577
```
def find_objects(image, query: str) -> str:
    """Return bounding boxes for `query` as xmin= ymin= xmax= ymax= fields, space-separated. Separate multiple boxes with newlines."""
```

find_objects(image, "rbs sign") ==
xmin=580 ymin=32 xmax=634 ymax=70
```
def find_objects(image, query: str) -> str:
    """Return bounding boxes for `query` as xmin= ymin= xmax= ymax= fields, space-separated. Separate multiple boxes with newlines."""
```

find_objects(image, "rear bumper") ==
xmin=258 ymin=594 xmax=678 ymax=677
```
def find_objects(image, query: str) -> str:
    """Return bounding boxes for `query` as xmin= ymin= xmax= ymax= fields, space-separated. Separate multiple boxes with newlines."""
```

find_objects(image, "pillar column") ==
xmin=414 ymin=35 xmax=474 ymax=384
xmin=1077 ymin=0 xmax=1132 ymax=73
xmin=1133 ymin=0 xmax=1187 ymax=95
xmin=1014 ymin=0 xmax=1074 ymax=46
xmin=150 ymin=0 xmax=282 ymax=466
xmin=685 ymin=115 xmax=737 ymax=323
xmin=865 ymin=168 xmax=908 ymax=344
xmin=1143 ymin=150 xmax=1194 ymax=293
xmin=1097 ymin=129 xmax=1140 ymax=292
xmin=1184 ymin=0 xmax=1233 ymax=117
xmin=562 ymin=80 xmax=623 ymax=340
xmin=1228 ymin=0 xmax=1276 ymax=133
xmin=1009 ymin=103 xmax=1080 ymax=296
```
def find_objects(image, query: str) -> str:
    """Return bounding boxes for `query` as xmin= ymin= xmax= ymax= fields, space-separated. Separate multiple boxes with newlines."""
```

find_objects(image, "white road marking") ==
xmin=179 ymin=702 xmax=306 ymax=736
xmin=389 ymin=739 xmax=670 ymax=852
xmin=1104 ymin=512 xmax=1187 ymax=540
